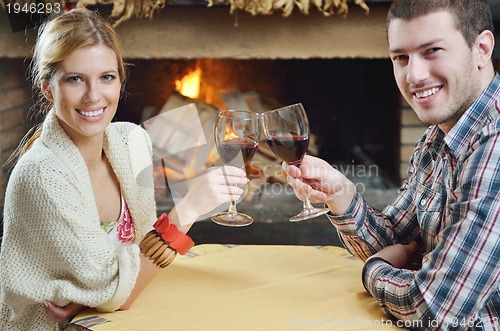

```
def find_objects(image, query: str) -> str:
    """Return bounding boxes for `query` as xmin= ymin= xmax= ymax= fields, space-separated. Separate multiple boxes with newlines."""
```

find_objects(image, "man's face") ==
xmin=388 ymin=11 xmax=482 ymax=133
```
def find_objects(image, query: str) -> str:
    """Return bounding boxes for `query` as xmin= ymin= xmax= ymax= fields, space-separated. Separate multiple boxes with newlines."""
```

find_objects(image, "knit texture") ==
xmin=0 ymin=110 xmax=157 ymax=330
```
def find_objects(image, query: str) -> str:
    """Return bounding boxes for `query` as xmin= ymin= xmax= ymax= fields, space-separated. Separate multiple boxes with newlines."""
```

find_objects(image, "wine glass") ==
xmin=261 ymin=103 xmax=329 ymax=222
xmin=211 ymin=110 xmax=260 ymax=227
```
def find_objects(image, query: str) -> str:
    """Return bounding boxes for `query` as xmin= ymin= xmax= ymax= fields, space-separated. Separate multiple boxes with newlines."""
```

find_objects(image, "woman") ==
xmin=0 ymin=8 xmax=247 ymax=330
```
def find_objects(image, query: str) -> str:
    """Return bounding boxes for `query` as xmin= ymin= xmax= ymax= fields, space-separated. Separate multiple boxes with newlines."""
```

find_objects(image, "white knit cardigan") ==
xmin=0 ymin=110 xmax=157 ymax=330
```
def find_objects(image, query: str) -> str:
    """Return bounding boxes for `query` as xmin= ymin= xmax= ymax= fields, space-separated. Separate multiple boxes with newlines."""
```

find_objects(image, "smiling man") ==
xmin=283 ymin=0 xmax=500 ymax=329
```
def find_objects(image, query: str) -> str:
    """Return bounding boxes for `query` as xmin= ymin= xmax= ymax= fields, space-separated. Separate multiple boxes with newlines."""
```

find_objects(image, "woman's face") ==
xmin=43 ymin=45 xmax=121 ymax=144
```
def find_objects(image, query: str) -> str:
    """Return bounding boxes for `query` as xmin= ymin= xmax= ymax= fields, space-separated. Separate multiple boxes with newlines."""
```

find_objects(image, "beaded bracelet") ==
xmin=138 ymin=213 xmax=195 ymax=268
xmin=153 ymin=213 xmax=195 ymax=255
xmin=139 ymin=230 xmax=177 ymax=268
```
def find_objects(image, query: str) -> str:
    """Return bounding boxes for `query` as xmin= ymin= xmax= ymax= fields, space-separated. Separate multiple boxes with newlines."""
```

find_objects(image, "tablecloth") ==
xmin=69 ymin=244 xmax=404 ymax=330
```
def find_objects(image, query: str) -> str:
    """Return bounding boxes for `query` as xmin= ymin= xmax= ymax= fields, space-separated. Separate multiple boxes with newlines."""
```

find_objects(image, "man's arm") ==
xmin=362 ymin=135 xmax=500 ymax=330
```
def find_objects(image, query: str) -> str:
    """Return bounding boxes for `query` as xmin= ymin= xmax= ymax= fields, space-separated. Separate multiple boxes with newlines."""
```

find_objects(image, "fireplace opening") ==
xmin=119 ymin=58 xmax=401 ymax=183
xmin=111 ymin=58 xmax=401 ymax=245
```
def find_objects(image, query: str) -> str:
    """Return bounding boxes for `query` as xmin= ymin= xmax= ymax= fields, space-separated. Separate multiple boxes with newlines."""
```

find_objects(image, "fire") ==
xmin=224 ymin=127 xmax=239 ymax=141
xmin=175 ymin=67 xmax=201 ymax=99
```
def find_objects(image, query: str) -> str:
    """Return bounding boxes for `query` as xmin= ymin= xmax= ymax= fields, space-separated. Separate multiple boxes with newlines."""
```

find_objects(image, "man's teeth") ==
xmin=78 ymin=108 xmax=104 ymax=117
xmin=416 ymin=88 xmax=439 ymax=98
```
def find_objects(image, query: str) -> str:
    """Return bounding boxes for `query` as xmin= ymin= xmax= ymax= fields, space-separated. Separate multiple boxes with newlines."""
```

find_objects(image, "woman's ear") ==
xmin=41 ymin=81 xmax=53 ymax=101
xmin=475 ymin=30 xmax=495 ymax=70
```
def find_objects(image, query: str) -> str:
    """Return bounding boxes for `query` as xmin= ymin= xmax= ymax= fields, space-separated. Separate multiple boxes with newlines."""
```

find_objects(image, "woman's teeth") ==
xmin=416 ymin=88 xmax=439 ymax=98
xmin=78 ymin=108 xmax=104 ymax=117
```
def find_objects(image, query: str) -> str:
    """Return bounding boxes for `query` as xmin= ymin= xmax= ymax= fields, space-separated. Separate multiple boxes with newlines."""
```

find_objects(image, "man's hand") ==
xmin=282 ymin=155 xmax=357 ymax=215
xmin=43 ymin=301 xmax=86 ymax=324
xmin=367 ymin=241 xmax=421 ymax=269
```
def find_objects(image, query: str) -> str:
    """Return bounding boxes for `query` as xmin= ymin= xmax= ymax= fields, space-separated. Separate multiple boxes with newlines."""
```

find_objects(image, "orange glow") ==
xmin=175 ymin=67 xmax=202 ymax=99
xmin=224 ymin=127 xmax=239 ymax=141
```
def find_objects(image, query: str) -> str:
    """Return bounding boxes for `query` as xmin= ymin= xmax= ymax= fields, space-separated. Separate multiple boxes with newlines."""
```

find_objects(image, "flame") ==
xmin=175 ymin=67 xmax=201 ymax=99
xmin=224 ymin=127 xmax=239 ymax=141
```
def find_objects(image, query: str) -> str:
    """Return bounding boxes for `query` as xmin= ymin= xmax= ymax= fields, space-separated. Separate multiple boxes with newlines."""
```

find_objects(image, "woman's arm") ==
xmin=44 ymin=165 xmax=249 ymax=323
xmin=168 ymin=165 xmax=249 ymax=233
xmin=118 ymin=254 xmax=161 ymax=310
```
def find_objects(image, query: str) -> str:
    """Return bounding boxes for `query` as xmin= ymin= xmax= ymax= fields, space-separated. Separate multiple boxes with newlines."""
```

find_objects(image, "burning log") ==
xmin=146 ymin=62 xmax=320 ymax=202
xmin=144 ymin=92 xmax=219 ymax=194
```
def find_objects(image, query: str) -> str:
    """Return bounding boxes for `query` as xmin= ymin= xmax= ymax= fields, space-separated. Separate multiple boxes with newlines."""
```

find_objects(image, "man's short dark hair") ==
xmin=387 ymin=0 xmax=494 ymax=48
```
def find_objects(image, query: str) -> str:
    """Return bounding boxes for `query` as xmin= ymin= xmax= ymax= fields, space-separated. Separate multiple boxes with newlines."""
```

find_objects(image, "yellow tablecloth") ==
xmin=70 ymin=245 xmax=404 ymax=330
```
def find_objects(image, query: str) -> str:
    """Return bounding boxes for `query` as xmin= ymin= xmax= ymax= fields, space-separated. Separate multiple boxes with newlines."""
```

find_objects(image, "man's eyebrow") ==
xmin=389 ymin=39 xmax=444 ymax=54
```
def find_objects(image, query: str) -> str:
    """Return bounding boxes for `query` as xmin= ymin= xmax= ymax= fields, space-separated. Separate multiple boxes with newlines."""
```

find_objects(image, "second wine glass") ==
xmin=262 ymin=103 xmax=329 ymax=222
xmin=211 ymin=110 xmax=260 ymax=227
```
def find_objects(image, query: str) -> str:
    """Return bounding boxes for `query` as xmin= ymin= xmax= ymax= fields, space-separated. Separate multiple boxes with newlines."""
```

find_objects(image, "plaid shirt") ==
xmin=328 ymin=74 xmax=500 ymax=331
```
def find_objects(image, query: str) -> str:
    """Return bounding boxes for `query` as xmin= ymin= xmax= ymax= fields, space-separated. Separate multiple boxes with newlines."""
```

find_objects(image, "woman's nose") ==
xmin=83 ymin=82 xmax=100 ymax=103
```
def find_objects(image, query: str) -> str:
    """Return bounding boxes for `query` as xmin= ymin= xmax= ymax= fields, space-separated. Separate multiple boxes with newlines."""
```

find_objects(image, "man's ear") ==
xmin=475 ymin=30 xmax=495 ymax=69
xmin=41 ymin=81 xmax=53 ymax=101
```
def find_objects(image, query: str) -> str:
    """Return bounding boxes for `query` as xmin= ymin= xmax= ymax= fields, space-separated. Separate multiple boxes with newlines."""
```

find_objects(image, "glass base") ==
xmin=211 ymin=212 xmax=253 ymax=227
xmin=289 ymin=207 xmax=330 ymax=222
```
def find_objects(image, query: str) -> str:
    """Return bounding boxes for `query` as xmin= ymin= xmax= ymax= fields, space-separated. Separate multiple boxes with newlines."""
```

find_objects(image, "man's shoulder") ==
xmin=480 ymin=98 xmax=500 ymax=136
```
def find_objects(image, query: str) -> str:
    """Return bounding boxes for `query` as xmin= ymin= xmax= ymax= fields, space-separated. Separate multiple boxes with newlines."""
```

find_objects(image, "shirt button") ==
xmin=420 ymin=198 xmax=427 ymax=206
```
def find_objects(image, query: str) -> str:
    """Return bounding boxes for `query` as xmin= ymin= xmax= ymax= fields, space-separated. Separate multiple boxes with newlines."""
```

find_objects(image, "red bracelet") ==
xmin=153 ymin=213 xmax=194 ymax=255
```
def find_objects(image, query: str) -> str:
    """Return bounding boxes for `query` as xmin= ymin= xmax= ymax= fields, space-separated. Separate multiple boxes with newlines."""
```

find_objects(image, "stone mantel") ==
xmin=0 ymin=4 xmax=391 ymax=59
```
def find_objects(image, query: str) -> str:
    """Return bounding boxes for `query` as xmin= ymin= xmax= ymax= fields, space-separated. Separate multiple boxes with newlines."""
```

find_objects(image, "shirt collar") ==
xmin=445 ymin=73 xmax=500 ymax=156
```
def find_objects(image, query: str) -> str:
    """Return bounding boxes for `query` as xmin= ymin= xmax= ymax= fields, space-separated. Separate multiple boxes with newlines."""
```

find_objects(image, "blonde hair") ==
xmin=9 ymin=8 xmax=127 ymax=163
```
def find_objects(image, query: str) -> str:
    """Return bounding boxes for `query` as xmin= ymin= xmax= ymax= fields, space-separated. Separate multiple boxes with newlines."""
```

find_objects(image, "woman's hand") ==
xmin=282 ymin=155 xmax=356 ymax=215
xmin=170 ymin=165 xmax=249 ymax=227
xmin=43 ymin=301 xmax=86 ymax=324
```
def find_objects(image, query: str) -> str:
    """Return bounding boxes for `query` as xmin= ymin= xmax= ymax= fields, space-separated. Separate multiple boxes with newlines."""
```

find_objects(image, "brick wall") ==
xmin=0 ymin=59 xmax=31 ymax=217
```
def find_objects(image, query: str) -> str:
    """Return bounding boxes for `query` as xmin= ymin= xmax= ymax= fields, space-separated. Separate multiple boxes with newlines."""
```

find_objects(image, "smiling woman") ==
xmin=41 ymin=45 xmax=122 ymax=146
xmin=0 ymin=8 xmax=249 ymax=330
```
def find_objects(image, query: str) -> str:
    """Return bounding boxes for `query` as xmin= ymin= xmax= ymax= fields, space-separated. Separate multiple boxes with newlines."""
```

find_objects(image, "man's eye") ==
xmin=393 ymin=55 xmax=408 ymax=62
xmin=427 ymin=47 xmax=442 ymax=54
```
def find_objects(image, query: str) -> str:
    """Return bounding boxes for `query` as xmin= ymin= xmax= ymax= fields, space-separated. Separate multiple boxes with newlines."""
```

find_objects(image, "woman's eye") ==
xmin=66 ymin=76 xmax=82 ymax=83
xmin=102 ymin=74 xmax=116 ymax=81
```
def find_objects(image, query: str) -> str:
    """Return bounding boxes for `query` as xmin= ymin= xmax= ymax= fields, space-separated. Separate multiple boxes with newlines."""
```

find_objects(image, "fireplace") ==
xmin=121 ymin=57 xmax=400 ymax=172
xmin=0 ymin=2 xmax=421 ymax=244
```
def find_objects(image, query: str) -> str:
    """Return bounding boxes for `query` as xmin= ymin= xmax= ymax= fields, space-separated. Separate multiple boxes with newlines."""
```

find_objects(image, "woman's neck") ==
xmin=55 ymin=115 xmax=106 ymax=169
xmin=77 ymin=137 xmax=106 ymax=171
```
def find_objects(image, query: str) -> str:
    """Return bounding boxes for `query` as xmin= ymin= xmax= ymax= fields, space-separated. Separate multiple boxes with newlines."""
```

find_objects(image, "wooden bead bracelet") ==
xmin=139 ymin=213 xmax=195 ymax=268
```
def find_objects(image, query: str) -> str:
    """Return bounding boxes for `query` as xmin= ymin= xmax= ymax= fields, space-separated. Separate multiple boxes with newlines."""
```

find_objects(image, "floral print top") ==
xmin=101 ymin=194 xmax=136 ymax=247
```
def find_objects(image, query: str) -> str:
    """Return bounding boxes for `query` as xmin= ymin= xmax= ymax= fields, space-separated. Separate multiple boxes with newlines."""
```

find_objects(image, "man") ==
xmin=284 ymin=0 xmax=500 ymax=329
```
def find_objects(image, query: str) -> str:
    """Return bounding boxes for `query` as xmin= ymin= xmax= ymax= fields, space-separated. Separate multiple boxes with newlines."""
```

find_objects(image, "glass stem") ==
xmin=303 ymin=197 xmax=314 ymax=210
xmin=228 ymin=201 xmax=238 ymax=214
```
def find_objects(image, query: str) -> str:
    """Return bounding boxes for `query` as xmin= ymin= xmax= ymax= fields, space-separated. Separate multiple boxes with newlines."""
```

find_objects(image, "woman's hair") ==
xmin=387 ymin=0 xmax=494 ymax=48
xmin=10 ymin=8 xmax=127 ymax=163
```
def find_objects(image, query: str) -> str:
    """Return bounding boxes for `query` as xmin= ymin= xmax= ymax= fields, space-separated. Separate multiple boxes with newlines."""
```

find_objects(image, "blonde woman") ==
xmin=0 ymin=9 xmax=246 ymax=330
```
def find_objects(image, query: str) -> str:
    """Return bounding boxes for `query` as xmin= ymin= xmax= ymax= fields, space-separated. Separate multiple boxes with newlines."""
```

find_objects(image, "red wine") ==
xmin=266 ymin=135 xmax=308 ymax=165
xmin=217 ymin=140 xmax=258 ymax=167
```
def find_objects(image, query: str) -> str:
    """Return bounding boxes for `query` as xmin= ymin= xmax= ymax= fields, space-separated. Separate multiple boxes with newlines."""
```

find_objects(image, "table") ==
xmin=69 ymin=245 xmax=404 ymax=330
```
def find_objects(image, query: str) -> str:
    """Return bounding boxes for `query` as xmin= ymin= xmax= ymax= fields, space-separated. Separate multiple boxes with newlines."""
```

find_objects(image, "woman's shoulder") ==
xmin=16 ymin=139 xmax=63 ymax=169
xmin=8 ymin=140 xmax=72 ymax=189
xmin=107 ymin=121 xmax=144 ymax=137
xmin=107 ymin=121 xmax=151 ymax=149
